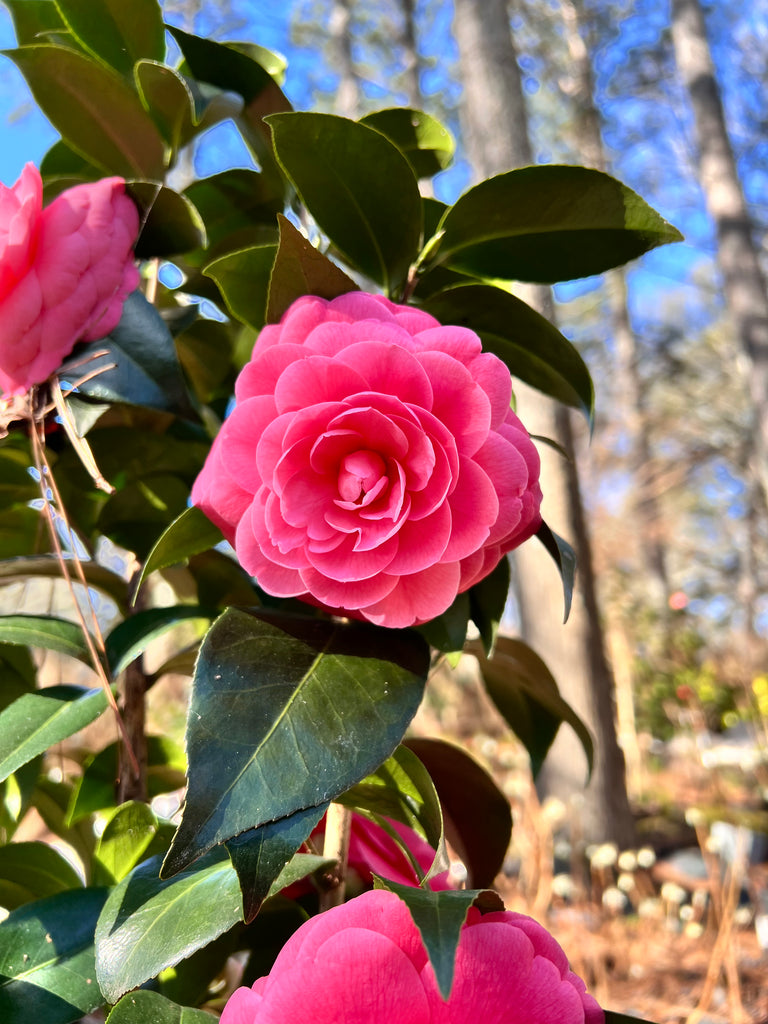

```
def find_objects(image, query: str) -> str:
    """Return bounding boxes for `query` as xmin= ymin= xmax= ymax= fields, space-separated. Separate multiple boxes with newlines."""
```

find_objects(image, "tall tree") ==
xmin=671 ymin=0 xmax=768 ymax=511
xmin=453 ymin=0 xmax=635 ymax=845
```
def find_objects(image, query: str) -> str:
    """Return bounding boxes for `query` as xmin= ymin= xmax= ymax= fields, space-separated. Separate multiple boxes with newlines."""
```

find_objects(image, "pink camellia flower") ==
xmin=192 ymin=292 xmax=542 ymax=628
xmin=0 ymin=163 xmax=139 ymax=397
xmin=221 ymin=889 xmax=604 ymax=1024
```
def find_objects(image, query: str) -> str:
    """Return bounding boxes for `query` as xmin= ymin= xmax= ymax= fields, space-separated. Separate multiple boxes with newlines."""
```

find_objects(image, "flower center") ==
xmin=337 ymin=450 xmax=387 ymax=505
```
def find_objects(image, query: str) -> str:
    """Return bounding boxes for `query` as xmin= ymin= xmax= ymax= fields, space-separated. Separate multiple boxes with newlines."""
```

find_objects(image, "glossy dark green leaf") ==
xmin=0 ymin=615 xmax=92 ymax=665
xmin=55 ymin=0 xmax=165 ymax=77
xmin=470 ymin=636 xmax=594 ymax=779
xmin=95 ymin=850 xmax=242 ymax=1002
xmin=68 ymin=735 xmax=186 ymax=824
xmin=203 ymin=245 xmax=277 ymax=330
xmin=0 ymin=887 xmax=109 ymax=1024
xmin=128 ymin=182 xmax=206 ymax=258
xmin=183 ymin=169 xmax=282 ymax=254
xmin=0 ymin=556 xmax=128 ymax=610
xmin=92 ymin=801 xmax=160 ymax=885
xmin=360 ymin=108 xmax=455 ymax=179
xmin=405 ymin=738 xmax=511 ymax=888
xmin=65 ymin=291 xmax=196 ymax=418
xmin=468 ymin=555 xmax=510 ymax=656
xmin=0 ymin=686 xmax=108 ymax=784
xmin=422 ymin=284 xmax=594 ymax=422
xmin=135 ymin=506 xmax=224 ymax=598
xmin=267 ymin=112 xmax=422 ymax=292
xmin=536 ymin=521 xmax=577 ymax=623
xmin=267 ymin=214 xmax=358 ymax=323
xmin=225 ymin=803 xmax=327 ymax=922
xmin=105 ymin=605 xmax=213 ymax=677
xmin=135 ymin=60 xmax=196 ymax=150
xmin=107 ymin=991 xmax=215 ymax=1024
xmin=3 ymin=45 xmax=166 ymax=178
xmin=0 ymin=645 xmax=36 ymax=709
xmin=162 ymin=609 xmax=430 ymax=877
xmin=0 ymin=841 xmax=83 ymax=911
xmin=375 ymin=879 xmax=503 ymax=999
xmin=415 ymin=591 xmax=470 ymax=654
xmin=39 ymin=139 xmax=101 ymax=181
xmin=5 ymin=0 xmax=65 ymax=44
xmin=432 ymin=165 xmax=683 ymax=284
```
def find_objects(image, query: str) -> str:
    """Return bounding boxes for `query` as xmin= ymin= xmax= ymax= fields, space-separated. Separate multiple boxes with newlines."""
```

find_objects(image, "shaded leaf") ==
xmin=360 ymin=108 xmax=455 ymax=178
xmin=470 ymin=636 xmax=594 ymax=779
xmin=405 ymin=738 xmax=511 ymax=888
xmin=40 ymin=139 xmax=100 ymax=182
xmin=0 ymin=887 xmax=108 ymax=1024
xmin=0 ymin=841 xmax=83 ymax=912
xmin=267 ymin=214 xmax=358 ymax=323
xmin=3 ymin=45 xmax=166 ymax=178
xmin=0 ymin=686 xmax=108 ymax=784
xmin=55 ymin=0 xmax=165 ymax=77
xmin=65 ymin=291 xmax=196 ymax=419
xmin=136 ymin=506 xmax=224 ymax=596
xmin=135 ymin=60 xmax=196 ymax=151
xmin=468 ymin=554 xmax=510 ymax=656
xmin=5 ymin=0 xmax=65 ymax=45
xmin=225 ymin=804 xmax=327 ymax=922
xmin=432 ymin=165 xmax=683 ymax=284
xmin=107 ymin=991 xmax=215 ymax=1024
xmin=415 ymin=591 xmax=470 ymax=654
xmin=536 ymin=521 xmax=577 ymax=623
xmin=267 ymin=112 xmax=422 ymax=292
xmin=183 ymin=169 xmax=282 ymax=254
xmin=422 ymin=284 xmax=594 ymax=422
xmin=29 ymin=777 xmax=97 ymax=870
xmin=375 ymin=878 xmax=503 ymax=999
xmin=128 ymin=182 xmax=206 ymax=258
xmin=105 ymin=605 xmax=213 ymax=677
xmin=162 ymin=609 xmax=429 ymax=877
xmin=203 ymin=245 xmax=277 ymax=331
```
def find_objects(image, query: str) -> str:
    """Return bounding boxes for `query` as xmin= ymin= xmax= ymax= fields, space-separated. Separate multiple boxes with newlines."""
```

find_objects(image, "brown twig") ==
xmin=319 ymin=802 xmax=353 ymax=911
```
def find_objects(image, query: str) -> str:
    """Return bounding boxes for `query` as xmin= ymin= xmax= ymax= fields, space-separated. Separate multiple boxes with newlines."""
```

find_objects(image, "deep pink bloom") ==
xmin=0 ymin=163 xmax=139 ymax=396
xmin=192 ymin=293 xmax=542 ymax=627
xmin=283 ymin=813 xmax=453 ymax=898
xmin=221 ymin=889 xmax=604 ymax=1024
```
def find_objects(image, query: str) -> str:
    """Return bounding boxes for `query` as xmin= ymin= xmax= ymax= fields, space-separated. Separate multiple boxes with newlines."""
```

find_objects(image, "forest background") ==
xmin=2 ymin=0 xmax=768 ymax=1021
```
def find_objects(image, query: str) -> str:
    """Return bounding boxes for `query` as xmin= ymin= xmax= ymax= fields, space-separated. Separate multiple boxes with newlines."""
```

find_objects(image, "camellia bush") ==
xmin=0 ymin=2 xmax=681 ymax=1022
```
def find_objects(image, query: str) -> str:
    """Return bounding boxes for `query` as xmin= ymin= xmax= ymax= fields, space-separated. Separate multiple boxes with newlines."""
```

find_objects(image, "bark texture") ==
xmin=453 ymin=0 xmax=635 ymax=845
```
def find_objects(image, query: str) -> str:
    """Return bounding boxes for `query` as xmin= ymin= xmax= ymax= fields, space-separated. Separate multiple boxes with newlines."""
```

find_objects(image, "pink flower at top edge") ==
xmin=0 ymin=163 xmax=139 ymax=397
xmin=192 ymin=292 xmax=542 ymax=628
xmin=221 ymin=888 xmax=605 ymax=1024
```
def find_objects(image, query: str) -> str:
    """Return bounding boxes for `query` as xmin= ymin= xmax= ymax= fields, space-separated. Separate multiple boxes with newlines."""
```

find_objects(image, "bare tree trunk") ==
xmin=453 ymin=0 xmax=634 ymax=846
xmin=671 ymin=0 xmax=768 ymax=513
xmin=330 ymin=0 xmax=359 ymax=118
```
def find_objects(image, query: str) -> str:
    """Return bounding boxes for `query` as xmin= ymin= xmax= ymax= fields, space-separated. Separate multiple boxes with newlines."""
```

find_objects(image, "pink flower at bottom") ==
xmin=192 ymin=292 xmax=542 ymax=628
xmin=221 ymin=889 xmax=604 ymax=1024
xmin=0 ymin=163 xmax=139 ymax=397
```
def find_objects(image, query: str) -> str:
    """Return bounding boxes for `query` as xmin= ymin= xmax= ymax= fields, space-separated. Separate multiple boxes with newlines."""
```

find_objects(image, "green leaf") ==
xmin=105 ymin=605 xmax=213 ymax=677
xmin=136 ymin=506 xmax=224 ymax=596
xmin=0 ymin=887 xmax=109 ymax=1024
xmin=267 ymin=112 xmax=422 ymax=293
xmin=0 ymin=842 xmax=83 ymax=912
xmin=39 ymin=139 xmax=101 ymax=181
xmin=54 ymin=0 xmax=165 ymax=77
xmin=162 ymin=609 xmax=430 ymax=877
xmin=536 ymin=521 xmax=577 ymax=623
xmin=267 ymin=214 xmax=358 ymax=323
xmin=183 ymin=169 xmax=282 ymax=255
xmin=29 ymin=777 xmax=97 ymax=868
xmin=107 ymin=991 xmax=215 ymax=1024
xmin=404 ymin=738 xmax=511 ymax=888
xmin=360 ymin=108 xmax=455 ymax=179
xmin=432 ymin=165 xmax=683 ymax=284
xmin=3 ymin=45 xmax=166 ymax=178
xmin=421 ymin=284 xmax=594 ymax=422
xmin=68 ymin=735 xmax=186 ymax=824
xmin=92 ymin=801 xmax=160 ymax=885
xmin=203 ymin=245 xmax=277 ymax=331
xmin=468 ymin=555 xmax=510 ymax=656
xmin=64 ymin=291 xmax=196 ymax=418
xmin=5 ymin=1 xmax=65 ymax=45
xmin=128 ymin=182 xmax=206 ymax=258
xmin=470 ymin=636 xmax=594 ymax=779
xmin=0 ymin=615 xmax=93 ymax=665
xmin=0 ymin=447 xmax=43 ymax=510
xmin=0 ymin=556 xmax=128 ymax=611
xmin=0 ymin=686 xmax=108 ymax=784
xmin=135 ymin=60 xmax=195 ymax=150
xmin=224 ymin=804 xmax=327 ymax=922
xmin=0 ymin=507 xmax=47 ymax=558
xmin=415 ymin=591 xmax=470 ymax=654
xmin=374 ymin=879 xmax=503 ymax=999
xmin=95 ymin=850 xmax=242 ymax=1003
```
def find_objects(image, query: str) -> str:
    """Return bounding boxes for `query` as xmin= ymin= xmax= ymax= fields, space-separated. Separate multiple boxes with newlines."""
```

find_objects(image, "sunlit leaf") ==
xmin=92 ymin=801 xmax=161 ymax=885
xmin=55 ymin=0 xmax=165 ymax=77
xmin=136 ymin=506 xmax=224 ymax=597
xmin=107 ymin=991 xmax=214 ymax=1024
xmin=360 ymin=108 xmax=455 ymax=179
xmin=203 ymin=244 xmax=278 ymax=331
xmin=0 ymin=841 xmax=83 ymax=912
